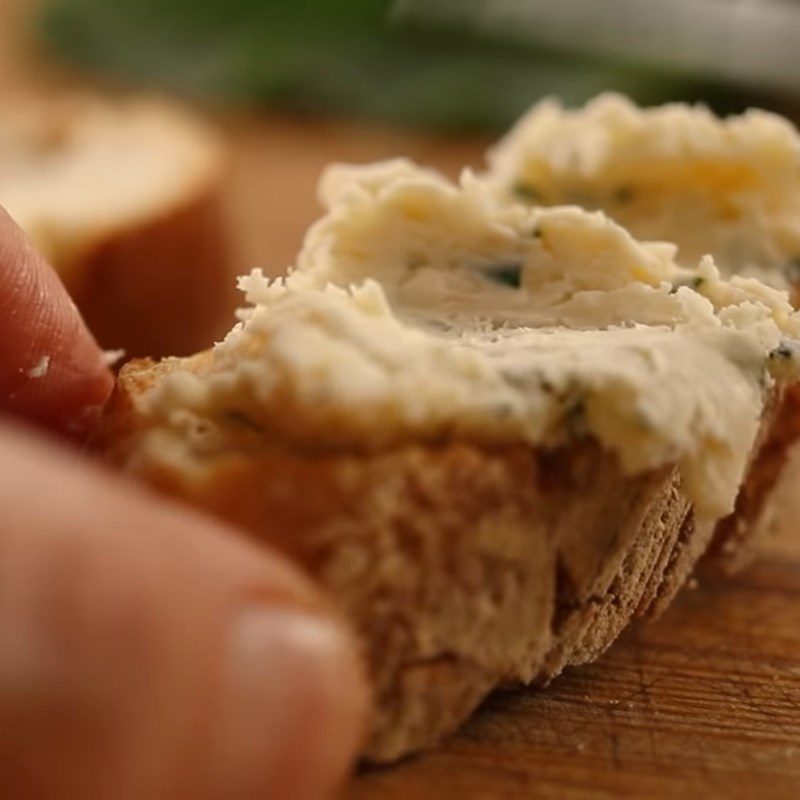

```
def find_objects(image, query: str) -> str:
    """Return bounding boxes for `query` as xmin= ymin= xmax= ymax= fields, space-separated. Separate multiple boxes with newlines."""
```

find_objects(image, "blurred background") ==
xmin=1 ymin=0 xmax=798 ymax=352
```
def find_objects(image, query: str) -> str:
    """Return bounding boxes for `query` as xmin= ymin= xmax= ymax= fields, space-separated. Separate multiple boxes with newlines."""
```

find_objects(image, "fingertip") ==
xmin=215 ymin=608 xmax=369 ymax=799
xmin=0 ymin=205 xmax=115 ymax=438
xmin=0 ymin=423 xmax=369 ymax=798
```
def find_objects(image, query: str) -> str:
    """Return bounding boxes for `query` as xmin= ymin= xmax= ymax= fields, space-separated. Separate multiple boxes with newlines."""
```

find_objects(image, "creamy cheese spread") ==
xmin=145 ymin=158 xmax=800 ymax=520
xmin=485 ymin=93 xmax=800 ymax=286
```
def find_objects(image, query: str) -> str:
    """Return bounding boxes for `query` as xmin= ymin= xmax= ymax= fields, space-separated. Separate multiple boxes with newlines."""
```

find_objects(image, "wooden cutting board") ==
xmin=3 ymin=4 xmax=800 ymax=796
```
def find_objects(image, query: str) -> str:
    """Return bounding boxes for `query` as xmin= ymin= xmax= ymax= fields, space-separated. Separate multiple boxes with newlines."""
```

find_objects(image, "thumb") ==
xmin=0 ymin=421 xmax=368 ymax=800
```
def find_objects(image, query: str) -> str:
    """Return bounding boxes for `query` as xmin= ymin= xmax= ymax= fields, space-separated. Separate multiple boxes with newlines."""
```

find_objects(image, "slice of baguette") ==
xmin=0 ymin=95 xmax=236 ymax=357
xmin=96 ymin=356 xmax=800 ymax=762
xmin=483 ymin=94 xmax=800 ymax=575
xmin=485 ymin=92 xmax=800 ymax=285
xmin=95 ymin=153 xmax=800 ymax=763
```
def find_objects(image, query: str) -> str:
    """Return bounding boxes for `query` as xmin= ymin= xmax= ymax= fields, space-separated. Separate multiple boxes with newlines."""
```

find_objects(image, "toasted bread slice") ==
xmin=485 ymin=93 xmax=800 ymax=285
xmin=97 ymin=357 xmax=799 ymax=762
xmin=95 ymin=155 xmax=800 ymax=761
xmin=0 ymin=95 xmax=235 ymax=356
xmin=484 ymin=94 xmax=800 ymax=570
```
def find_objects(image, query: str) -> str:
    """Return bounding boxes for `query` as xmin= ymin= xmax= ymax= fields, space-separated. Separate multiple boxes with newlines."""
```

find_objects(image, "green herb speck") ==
xmin=482 ymin=263 xmax=522 ymax=288
xmin=767 ymin=341 xmax=800 ymax=381
xmin=511 ymin=182 xmax=540 ymax=203
xmin=769 ymin=343 xmax=795 ymax=360
xmin=670 ymin=276 xmax=705 ymax=294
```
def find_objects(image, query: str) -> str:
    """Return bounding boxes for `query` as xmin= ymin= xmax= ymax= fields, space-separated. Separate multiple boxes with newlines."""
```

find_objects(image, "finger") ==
xmin=0 ymin=207 xmax=113 ymax=438
xmin=0 ymin=421 xmax=368 ymax=800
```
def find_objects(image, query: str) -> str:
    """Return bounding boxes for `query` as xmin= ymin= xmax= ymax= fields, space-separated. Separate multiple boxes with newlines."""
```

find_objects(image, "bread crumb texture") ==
xmin=26 ymin=354 xmax=50 ymax=379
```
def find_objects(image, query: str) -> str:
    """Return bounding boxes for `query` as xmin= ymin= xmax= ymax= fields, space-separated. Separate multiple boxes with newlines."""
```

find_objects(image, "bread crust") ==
xmin=0 ymin=96 xmax=237 ymax=358
xmin=707 ymin=384 xmax=800 ymax=573
xmin=97 ymin=359 xmax=800 ymax=762
xmin=65 ymin=184 xmax=237 ymax=358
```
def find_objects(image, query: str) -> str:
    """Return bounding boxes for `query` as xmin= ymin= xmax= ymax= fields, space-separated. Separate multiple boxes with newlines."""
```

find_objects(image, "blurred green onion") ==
xmin=41 ymin=0 xmax=750 ymax=132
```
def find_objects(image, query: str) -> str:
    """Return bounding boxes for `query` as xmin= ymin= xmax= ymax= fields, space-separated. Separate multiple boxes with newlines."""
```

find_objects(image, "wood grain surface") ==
xmin=2 ymin=2 xmax=800 ymax=797
xmin=351 ymin=549 xmax=800 ymax=799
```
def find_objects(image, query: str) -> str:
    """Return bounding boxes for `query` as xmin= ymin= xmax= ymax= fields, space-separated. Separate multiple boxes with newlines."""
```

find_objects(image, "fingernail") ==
xmin=215 ymin=609 xmax=366 ymax=800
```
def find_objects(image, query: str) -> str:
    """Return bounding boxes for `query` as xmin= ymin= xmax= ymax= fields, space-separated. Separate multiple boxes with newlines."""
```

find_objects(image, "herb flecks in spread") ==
xmin=480 ymin=263 xmax=523 ymax=288
xmin=487 ymin=93 xmax=800 ymax=287
xmin=144 ymin=158 xmax=800 ymax=521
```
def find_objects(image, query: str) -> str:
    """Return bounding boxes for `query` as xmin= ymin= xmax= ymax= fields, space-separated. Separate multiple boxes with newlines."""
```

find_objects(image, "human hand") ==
xmin=0 ymin=207 xmax=367 ymax=799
